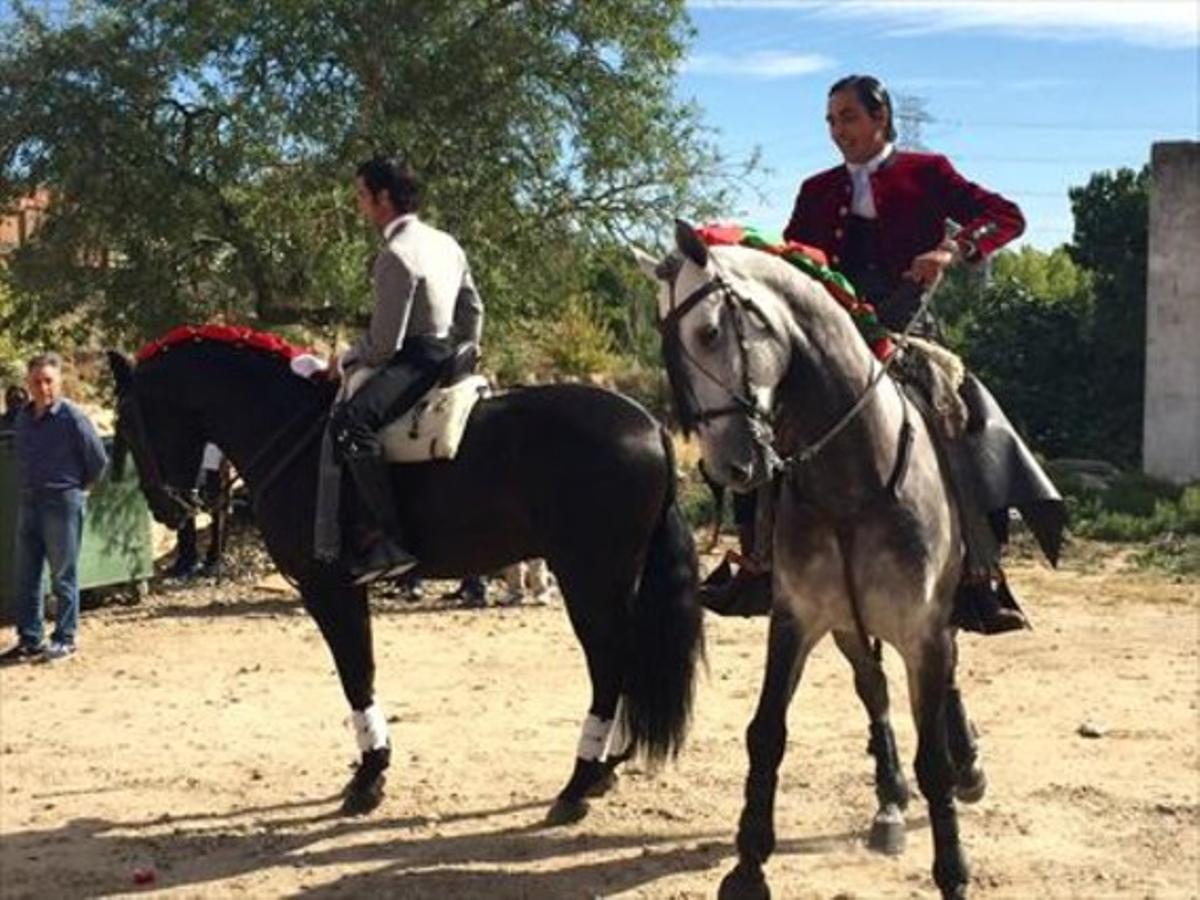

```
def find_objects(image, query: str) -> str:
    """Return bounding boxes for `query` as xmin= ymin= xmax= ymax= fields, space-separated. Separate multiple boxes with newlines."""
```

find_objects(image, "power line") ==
xmin=895 ymin=93 xmax=933 ymax=151
xmin=941 ymin=118 xmax=1194 ymax=133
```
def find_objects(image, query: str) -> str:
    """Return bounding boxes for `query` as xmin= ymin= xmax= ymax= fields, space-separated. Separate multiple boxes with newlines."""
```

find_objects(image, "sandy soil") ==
xmin=1 ymin=543 xmax=1197 ymax=899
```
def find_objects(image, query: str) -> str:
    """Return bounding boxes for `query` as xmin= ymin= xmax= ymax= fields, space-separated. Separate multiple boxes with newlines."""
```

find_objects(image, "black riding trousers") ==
xmin=330 ymin=335 xmax=455 ymax=461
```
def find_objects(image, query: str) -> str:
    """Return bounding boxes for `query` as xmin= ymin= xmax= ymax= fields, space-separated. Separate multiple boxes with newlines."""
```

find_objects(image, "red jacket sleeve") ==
xmin=928 ymin=154 xmax=1024 ymax=258
xmin=783 ymin=180 xmax=815 ymax=245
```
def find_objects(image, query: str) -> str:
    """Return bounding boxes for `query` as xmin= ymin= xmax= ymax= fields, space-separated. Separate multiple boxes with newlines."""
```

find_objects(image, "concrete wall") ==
xmin=1144 ymin=141 xmax=1200 ymax=484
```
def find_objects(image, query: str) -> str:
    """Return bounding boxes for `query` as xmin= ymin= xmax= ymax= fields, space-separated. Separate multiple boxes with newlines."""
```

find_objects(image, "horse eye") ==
xmin=697 ymin=322 xmax=720 ymax=347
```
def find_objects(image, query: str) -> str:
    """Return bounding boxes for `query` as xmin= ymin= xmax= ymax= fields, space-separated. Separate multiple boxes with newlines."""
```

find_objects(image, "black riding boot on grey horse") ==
xmin=699 ymin=474 xmax=1035 ymax=632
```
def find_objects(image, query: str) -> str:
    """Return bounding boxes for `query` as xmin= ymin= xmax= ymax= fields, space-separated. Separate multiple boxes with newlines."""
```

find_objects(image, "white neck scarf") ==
xmin=845 ymin=143 xmax=894 ymax=219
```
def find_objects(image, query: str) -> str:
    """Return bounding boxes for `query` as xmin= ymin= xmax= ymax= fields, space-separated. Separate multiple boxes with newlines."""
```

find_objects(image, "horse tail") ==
xmin=623 ymin=428 xmax=705 ymax=764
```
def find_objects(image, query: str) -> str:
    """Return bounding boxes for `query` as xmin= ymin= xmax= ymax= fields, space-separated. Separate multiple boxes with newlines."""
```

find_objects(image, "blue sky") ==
xmin=679 ymin=0 xmax=1200 ymax=248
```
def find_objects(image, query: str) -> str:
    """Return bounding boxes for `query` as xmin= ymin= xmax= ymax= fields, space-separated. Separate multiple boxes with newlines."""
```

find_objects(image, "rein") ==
xmin=233 ymin=400 xmax=329 ymax=513
xmin=779 ymin=280 xmax=935 ymax=476
xmin=116 ymin=392 xmax=203 ymax=520
xmin=659 ymin=276 xmax=774 ymax=430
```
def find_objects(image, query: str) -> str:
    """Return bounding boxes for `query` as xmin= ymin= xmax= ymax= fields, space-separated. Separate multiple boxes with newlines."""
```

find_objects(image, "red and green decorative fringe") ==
xmin=695 ymin=223 xmax=895 ymax=360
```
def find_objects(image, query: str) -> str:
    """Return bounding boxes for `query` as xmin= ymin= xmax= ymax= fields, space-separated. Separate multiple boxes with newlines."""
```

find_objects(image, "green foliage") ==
xmin=0 ymin=277 xmax=30 ymax=382
xmin=1067 ymin=166 xmax=1150 ymax=464
xmin=991 ymin=244 xmax=1092 ymax=305
xmin=1129 ymin=536 xmax=1200 ymax=578
xmin=1049 ymin=467 xmax=1200 ymax=576
xmin=960 ymin=281 xmax=1099 ymax=457
xmin=1060 ymin=470 xmax=1200 ymax=542
xmin=0 ymin=0 xmax=748 ymax=348
xmin=541 ymin=299 xmax=618 ymax=377
xmin=942 ymin=167 xmax=1148 ymax=466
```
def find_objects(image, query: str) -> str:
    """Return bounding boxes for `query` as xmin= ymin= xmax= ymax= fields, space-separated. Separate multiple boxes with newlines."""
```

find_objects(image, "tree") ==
xmin=0 ymin=0 xmax=746 ymax=347
xmin=991 ymin=244 xmax=1092 ymax=306
xmin=962 ymin=281 xmax=1098 ymax=459
xmin=1068 ymin=166 xmax=1149 ymax=465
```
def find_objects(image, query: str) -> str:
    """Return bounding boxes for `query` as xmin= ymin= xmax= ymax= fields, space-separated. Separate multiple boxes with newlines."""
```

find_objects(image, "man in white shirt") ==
xmin=330 ymin=157 xmax=484 ymax=585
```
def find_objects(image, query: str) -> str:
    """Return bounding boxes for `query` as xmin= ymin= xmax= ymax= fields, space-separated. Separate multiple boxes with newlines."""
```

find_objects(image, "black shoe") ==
xmin=699 ymin=561 xmax=773 ymax=617
xmin=951 ymin=577 xmax=1030 ymax=635
xmin=350 ymin=537 xmax=417 ymax=586
xmin=0 ymin=641 xmax=47 ymax=666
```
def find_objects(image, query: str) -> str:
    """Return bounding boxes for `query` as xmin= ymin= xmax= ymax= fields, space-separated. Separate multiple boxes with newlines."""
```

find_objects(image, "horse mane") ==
xmin=709 ymin=242 xmax=894 ymax=361
xmin=713 ymin=245 xmax=848 ymax=330
xmin=135 ymin=324 xmax=316 ymax=367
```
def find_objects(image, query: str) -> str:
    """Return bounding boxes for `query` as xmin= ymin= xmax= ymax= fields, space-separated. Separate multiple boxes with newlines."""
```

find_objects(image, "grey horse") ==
xmin=636 ymin=221 xmax=988 ymax=899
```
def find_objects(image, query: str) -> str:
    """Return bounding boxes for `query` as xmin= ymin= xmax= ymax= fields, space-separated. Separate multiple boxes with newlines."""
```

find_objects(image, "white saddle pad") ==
xmin=381 ymin=375 xmax=489 ymax=462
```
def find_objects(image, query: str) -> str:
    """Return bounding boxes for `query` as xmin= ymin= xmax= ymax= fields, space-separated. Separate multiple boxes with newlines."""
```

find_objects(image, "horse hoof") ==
xmin=718 ymin=863 xmax=770 ymax=900
xmin=941 ymin=884 xmax=969 ymax=900
xmin=544 ymin=797 xmax=589 ymax=826
xmin=954 ymin=764 xmax=987 ymax=804
xmin=584 ymin=769 xmax=618 ymax=798
xmin=867 ymin=802 xmax=906 ymax=856
xmin=341 ymin=774 xmax=386 ymax=815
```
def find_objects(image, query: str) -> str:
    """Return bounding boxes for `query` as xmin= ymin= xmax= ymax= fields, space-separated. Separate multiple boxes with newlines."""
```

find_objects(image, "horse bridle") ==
xmin=661 ymin=260 xmax=930 ymax=480
xmin=116 ymin=390 xmax=204 ymax=522
xmin=659 ymin=272 xmax=779 ymax=441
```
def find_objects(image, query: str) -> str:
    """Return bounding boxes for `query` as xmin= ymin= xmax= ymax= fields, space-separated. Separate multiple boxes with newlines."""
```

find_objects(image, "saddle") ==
xmin=892 ymin=336 xmax=968 ymax=440
xmin=340 ymin=343 xmax=489 ymax=463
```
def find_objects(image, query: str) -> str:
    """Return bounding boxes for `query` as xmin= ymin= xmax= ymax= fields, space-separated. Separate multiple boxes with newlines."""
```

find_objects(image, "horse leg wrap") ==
xmin=352 ymin=704 xmax=390 ymax=752
xmin=576 ymin=712 xmax=610 ymax=761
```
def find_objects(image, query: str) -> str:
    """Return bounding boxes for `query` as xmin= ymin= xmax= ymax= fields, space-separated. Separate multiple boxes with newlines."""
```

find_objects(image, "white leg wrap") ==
xmin=604 ymin=695 xmax=632 ymax=760
xmin=528 ymin=559 xmax=551 ymax=593
xmin=352 ymin=704 xmax=389 ymax=752
xmin=576 ymin=712 xmax=611 ymax=761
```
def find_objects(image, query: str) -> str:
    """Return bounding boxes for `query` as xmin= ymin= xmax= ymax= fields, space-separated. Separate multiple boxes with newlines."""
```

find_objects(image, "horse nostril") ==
xmin=728 ymin=461 xmax=754 ymax=486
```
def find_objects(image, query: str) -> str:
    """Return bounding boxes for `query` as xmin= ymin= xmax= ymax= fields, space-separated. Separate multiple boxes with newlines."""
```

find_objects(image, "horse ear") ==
xmin=630 ymin=245 xmax=661 ymax=281
xmin=107 ymin=350 xmax=134 ymax=395
xmin=674 ymin=219 xmax=709 ymax=268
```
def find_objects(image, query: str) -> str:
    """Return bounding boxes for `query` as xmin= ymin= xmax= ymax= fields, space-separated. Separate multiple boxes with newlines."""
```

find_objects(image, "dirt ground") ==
xmin=1 ymin=540 xmax=1197 ymax=899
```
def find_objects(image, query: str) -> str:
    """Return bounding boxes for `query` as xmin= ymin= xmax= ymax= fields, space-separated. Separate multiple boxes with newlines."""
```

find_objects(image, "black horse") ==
xmin=108 ymin=333 xmax=703 ymax=824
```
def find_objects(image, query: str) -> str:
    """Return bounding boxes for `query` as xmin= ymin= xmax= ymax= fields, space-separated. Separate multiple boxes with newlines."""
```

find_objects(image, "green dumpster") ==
xmin=1 ymin=431 xmax=154 ymax=621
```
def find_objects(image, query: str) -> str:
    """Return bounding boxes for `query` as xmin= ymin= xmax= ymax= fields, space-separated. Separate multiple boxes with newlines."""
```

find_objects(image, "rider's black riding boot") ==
xmin=698 ymin=482 xmax=775 ymax=617
xmin=698 ymin=557 xmax=772 ymax=616
xmin=944 ymin=441 xmax=1029 ymax=635
xmin=344 ymin=453 xmax=417 ymax=586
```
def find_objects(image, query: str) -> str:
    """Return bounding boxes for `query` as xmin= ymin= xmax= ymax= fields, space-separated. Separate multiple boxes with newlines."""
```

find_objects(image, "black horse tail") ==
xmin=623 ymin=428 xmax=705 ymax=764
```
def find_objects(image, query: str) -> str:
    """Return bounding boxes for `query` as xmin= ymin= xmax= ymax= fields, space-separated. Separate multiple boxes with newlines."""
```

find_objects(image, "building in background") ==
xmin=0 ymin=189 xmax=49 ymax=258
xmin=1144 ymin=142 xmax=1200 ymax=484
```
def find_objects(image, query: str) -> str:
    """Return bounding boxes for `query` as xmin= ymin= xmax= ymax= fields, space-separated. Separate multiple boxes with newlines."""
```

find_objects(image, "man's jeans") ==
xmin=13 ymin=488 xmax=85 ymax=646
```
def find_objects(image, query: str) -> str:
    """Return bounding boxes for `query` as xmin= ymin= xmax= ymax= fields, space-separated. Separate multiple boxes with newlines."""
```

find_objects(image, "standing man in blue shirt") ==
xmin=0 ymin=352 xmax=108 ymax=664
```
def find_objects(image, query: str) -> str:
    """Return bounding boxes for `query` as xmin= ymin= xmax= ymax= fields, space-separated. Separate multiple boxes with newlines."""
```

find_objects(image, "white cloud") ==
xmin=684 ymin=51 xmax=835 ymax=78
xmin=687 ymin=1 xmax=1199 ymax=48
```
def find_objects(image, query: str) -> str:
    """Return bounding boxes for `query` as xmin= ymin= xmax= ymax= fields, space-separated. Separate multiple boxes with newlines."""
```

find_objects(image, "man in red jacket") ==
xmin=706 ymin=74 xmax=1038 ymax=635
xmin=785 ymin=74 xmax=1024 ymax=328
